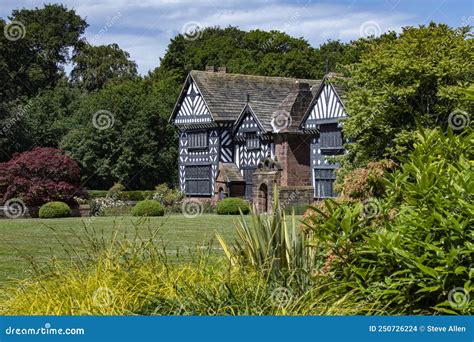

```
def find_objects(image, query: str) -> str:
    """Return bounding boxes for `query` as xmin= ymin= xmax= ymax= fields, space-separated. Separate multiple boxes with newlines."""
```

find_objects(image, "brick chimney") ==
xmin=217 ymin=66 xmax=227 ymax=73
xmin=205 ymin=65 xmax=216 ymax=72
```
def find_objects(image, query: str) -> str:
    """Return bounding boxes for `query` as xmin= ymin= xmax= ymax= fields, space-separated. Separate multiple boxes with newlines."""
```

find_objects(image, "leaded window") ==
xmin=246 ymin=133 xmax=260 ymax=150
xmin=185 ymin=165 xmax=212 ymax=195
xmin=314 ymin=168 xmax=337 ymax=198
xmin=187 ymin=131 xmax=208 ymax=149
xmin=319 ymin=124 xmax=343 ymax=149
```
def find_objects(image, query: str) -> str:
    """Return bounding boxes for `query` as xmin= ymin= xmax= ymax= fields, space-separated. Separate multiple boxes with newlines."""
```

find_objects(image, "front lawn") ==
xmin=0 ymin=214 xmax=256 ymax=287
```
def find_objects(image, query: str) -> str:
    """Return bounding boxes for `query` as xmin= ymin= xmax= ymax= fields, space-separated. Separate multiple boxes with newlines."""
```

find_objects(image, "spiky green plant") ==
xmin=216 ymin=186 xmax=316 ymax=286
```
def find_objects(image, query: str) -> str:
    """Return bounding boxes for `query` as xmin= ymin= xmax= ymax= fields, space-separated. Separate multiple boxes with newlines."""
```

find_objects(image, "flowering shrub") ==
xmin=335 ymin=159 xmax=397 ymax=200
xmin=0 ymin=147 xmax=85 ymax=206
xmin=90 ymin=196 xmax=128 ymax=216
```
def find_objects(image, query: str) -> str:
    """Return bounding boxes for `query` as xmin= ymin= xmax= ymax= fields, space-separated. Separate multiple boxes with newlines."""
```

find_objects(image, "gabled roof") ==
xmin=233 ymin=104 xmax=266 ymax=134
xmin=170 ymin=70 xmax=321 ymax=131
xmin=299 ymin=74 xmax=349 ymax=129
xmin=219 ymin=163 xmax=245 ymax=183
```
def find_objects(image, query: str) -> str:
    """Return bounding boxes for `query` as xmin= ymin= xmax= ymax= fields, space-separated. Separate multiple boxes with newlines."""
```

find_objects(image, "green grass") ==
xmin=0 ymin=214 xmax=257 ymax=288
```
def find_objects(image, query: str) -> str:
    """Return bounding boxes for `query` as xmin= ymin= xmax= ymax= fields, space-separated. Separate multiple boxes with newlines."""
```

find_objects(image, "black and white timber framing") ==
xmin=300 ymin=80 xmax=348 ymax=198
xmin=170 ymin=70 xmax=348 ymax=199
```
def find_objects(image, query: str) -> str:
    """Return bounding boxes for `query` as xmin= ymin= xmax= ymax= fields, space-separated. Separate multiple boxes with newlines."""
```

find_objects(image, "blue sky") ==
xmin=1 ymin=0 xmax=472 ymax=74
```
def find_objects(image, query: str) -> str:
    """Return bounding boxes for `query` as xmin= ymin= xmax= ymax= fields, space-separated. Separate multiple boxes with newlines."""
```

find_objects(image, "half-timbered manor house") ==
xmin=169 ymin=66 xmax=348 ymax=212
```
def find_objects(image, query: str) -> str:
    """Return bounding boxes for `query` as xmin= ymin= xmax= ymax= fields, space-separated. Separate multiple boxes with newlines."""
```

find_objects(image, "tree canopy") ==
xmin=342 ymin=23 xmax=473 ymax=167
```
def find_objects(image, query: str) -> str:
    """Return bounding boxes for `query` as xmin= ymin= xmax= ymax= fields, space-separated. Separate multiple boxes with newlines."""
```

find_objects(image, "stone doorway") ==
xmin=256 ymin=183 xmax=268 ymax=213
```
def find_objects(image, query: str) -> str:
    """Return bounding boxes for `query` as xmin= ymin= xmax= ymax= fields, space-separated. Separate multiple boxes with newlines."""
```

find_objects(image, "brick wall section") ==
xmin=275 ymin=134 xmax=311 ymax=187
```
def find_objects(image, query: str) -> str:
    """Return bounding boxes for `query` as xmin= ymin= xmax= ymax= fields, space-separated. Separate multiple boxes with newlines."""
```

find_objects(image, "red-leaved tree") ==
xmin=0 ymin=147 xmax=86 ymax=206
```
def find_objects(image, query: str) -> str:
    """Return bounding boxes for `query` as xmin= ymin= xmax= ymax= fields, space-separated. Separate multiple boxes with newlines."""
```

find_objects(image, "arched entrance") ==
xmin=218 ymin=187 xmax=226 ymax=200
xmin=257 ymin=183 xmax=268 ymax=213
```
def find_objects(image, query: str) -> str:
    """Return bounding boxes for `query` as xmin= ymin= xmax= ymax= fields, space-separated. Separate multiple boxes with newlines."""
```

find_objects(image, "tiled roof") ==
xmin=190 ymin=70 xmax=321 ymax=131
xmin=220 ymin=163 xmax=245 ymax=182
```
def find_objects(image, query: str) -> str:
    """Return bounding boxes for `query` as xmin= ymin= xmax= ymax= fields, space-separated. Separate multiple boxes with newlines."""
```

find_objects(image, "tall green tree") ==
xmin=342 ymin=23 xmax=473 ymax=167
xmin=60 ymin=78 xmax=179 ymax=189
xmin=0 ymin=4 xmax=87 ymax=101
xmin=154 ymin=27 xmax=323 ymax=81
xmin=71 ymin=43 xmax=138 ymax=91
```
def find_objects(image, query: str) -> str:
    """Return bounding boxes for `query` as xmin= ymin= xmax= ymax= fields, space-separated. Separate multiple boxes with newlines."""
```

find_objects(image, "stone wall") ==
xmin=279 ymin=186 xmax=314 ymax=208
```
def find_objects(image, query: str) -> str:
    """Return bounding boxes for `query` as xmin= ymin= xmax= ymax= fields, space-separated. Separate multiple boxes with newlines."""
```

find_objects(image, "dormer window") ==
xmin=188 ymin=131 xmax=208 ymax=149
xmin=246 ymin=132 xmax=260 ymax=150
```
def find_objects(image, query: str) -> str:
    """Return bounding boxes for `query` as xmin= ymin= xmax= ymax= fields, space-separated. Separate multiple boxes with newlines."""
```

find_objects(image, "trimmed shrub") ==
xmin=131 ymin=200 xmax=164 ymax=217
xmin=216 ymin=198 xmax=249 ymax=215
xmin=39 ymin=201 xmax=71 ymax=218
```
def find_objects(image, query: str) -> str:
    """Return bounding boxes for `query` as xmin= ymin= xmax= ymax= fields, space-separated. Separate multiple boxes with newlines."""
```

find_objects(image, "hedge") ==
xmin=88 ymin=190 xmax=155 ymax=201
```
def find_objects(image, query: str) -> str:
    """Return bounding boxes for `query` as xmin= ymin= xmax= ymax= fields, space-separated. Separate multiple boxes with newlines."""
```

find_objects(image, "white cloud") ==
xmin=1 ymin=0 xmax=416 ymax=74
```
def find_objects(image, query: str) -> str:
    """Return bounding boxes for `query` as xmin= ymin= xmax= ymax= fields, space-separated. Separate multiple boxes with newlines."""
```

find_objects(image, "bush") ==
xmin=107 ymin=182 xmax=126 ymax=198
xmin=283 ymin=203 xmax=310 ymax=215
xmin=335 ymin=159 xmax=397 ymax=200
xmin=302 ymin=128 xmax=473 ymax=314
xmin=131 ymin=200 xmax=164 ymax=217
xmin=217 ymin=187 xmax=314 ymax=284
xmin=216 ymin=198 xmax=249 ymax=215
xmin=39 ymin=201 xmax=71 ymax=218
xmin=0 ymin=147 xmax=85 ymax=206
xmin=153 ymin=184 xmax=183 ymax=208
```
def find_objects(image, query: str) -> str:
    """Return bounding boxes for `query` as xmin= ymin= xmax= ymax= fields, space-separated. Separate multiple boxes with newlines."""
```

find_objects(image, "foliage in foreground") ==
xmin=303 ymin=128 xmax=473 ymax=315
xmin=1 ymin=223 xmax=375 ymax=315
xmin=39 ymin=201 xmax=71 ymax=218
xmin=217 ymin=190 xmax=314 ymax=287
